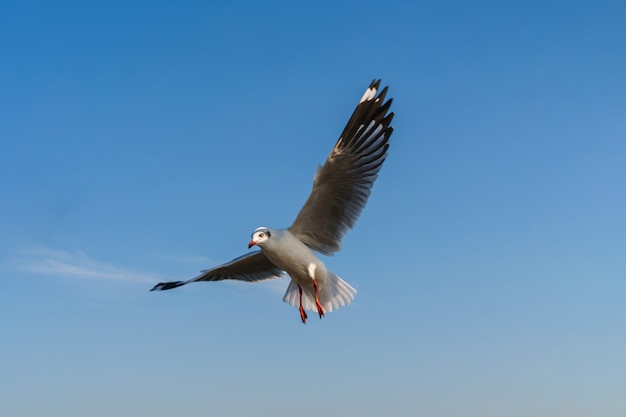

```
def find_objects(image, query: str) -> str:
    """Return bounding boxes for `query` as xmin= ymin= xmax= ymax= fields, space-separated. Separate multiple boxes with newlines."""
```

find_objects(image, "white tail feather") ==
xmin=282 ymin=272 xmax=356 ymax=313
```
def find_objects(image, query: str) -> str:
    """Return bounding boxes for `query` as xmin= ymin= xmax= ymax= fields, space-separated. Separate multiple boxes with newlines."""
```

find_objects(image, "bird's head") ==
xmin=249 ymin=227 xmax=272 ymax=248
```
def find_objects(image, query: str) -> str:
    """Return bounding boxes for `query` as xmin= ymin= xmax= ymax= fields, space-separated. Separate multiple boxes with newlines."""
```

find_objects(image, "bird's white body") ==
xmin=252 ymin=228 xmax=356 ymax=313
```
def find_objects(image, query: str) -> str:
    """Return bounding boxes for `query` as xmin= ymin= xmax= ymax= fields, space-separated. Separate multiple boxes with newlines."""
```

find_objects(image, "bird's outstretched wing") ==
xmin=150 ymin=251 xmax=285 ymax=291
xmin=289 ymin=79 xmax=394 ymax=255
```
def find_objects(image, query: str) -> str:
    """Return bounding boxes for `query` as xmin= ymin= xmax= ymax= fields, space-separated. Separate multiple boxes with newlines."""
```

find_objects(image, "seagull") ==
xmin=151 ymin=79 xmax=394 ymax=324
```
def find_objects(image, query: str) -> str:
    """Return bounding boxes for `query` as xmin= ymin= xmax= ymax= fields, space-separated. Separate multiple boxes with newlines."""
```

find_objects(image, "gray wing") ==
xmin=150 ymin=251 xmax=285 ymax=291
xmin=289 ymin=79 xmax=394 ymax=255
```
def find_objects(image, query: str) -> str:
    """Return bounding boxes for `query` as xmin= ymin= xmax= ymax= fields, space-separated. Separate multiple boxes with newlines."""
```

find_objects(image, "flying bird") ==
xmin=151 ymin=79 xmax=394 ymax=324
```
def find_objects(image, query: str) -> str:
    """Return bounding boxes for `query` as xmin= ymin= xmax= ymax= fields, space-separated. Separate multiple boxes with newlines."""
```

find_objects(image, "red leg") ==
xmin=298 ymin=284 xmax=308 ymax=324
xmin=312 ymin=279 xmax=325 ymax=319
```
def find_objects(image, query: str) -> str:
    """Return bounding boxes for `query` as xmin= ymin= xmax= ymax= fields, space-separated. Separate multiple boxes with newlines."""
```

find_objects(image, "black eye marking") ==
xmin=255 ymin=229 xmax=271 ymax=239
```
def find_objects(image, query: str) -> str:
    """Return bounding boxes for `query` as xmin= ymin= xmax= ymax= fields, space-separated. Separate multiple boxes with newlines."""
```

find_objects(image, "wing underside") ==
xmin=150 ymin=251 xmax=285 ymax=291
xmin=289 ymin=79 xmax=394 ymax=255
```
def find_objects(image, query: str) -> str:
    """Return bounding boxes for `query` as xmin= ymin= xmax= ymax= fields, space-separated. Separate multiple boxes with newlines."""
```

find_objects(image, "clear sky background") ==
xmin=2 ymin=1 xmax=625 ymax=416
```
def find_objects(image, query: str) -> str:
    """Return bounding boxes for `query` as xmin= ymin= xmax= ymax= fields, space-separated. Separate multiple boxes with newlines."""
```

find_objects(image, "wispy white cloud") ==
xmin=10 ymin=247 xmax=290 ymax=296
xmin=12 ymin=247 xmax=162 ymax=284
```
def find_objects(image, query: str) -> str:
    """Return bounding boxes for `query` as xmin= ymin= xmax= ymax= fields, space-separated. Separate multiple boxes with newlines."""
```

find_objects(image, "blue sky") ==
xmin=2 ymin=1 xmax=626 ymax=416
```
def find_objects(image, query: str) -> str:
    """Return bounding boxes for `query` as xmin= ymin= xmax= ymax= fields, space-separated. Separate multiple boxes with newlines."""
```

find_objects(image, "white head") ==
xmin=248 ymin=226 xmax=272 ymax=248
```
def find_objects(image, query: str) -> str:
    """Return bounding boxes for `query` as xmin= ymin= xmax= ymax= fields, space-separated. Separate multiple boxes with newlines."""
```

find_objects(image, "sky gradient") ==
xmin=2 ymin=1 xmax=626 ymax=416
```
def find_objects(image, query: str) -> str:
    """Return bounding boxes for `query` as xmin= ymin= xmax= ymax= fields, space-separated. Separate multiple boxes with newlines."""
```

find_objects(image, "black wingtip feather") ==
xmin=150 ymin=281 xmax=186 ymax=291
xmin=376 ymin=86 xmax=389 ymax=103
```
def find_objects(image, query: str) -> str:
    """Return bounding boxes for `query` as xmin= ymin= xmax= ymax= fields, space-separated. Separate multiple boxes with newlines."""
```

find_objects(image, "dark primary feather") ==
xmin=289 ymin=79 xmax=394 ymax=255
xmin=150 ymin=251 xmax=285 ymax=291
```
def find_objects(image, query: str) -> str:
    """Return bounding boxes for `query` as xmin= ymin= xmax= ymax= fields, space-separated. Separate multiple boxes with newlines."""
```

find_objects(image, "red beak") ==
xmin=248 ymin=240 xmax=257 ymax=249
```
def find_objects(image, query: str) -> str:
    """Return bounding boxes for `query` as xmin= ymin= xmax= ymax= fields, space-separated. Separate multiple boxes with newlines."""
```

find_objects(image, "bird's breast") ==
xmin=261 ymin=234 xmax=324 ymax=283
